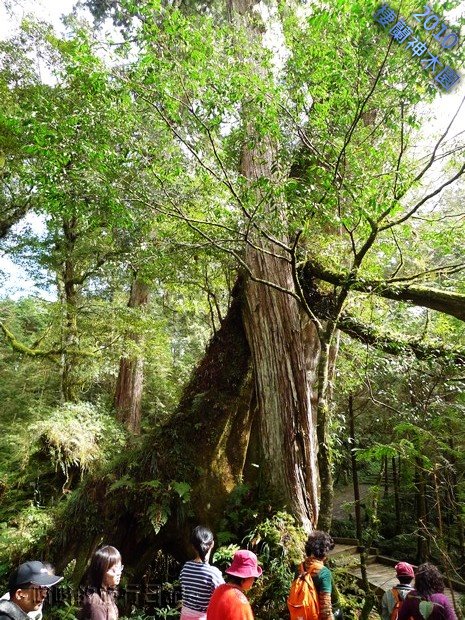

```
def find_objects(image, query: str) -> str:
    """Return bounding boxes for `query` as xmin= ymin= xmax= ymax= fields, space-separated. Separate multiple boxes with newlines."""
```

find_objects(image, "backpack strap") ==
xmin=305 ymin=559 xmax=324 ymax=577
xmin=391 ymin=588 xmax=401 ymax=603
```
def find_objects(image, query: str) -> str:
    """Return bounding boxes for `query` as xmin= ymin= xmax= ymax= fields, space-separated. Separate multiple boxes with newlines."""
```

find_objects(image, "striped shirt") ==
xmin=180 ymin=561 xmax=224 ymax=613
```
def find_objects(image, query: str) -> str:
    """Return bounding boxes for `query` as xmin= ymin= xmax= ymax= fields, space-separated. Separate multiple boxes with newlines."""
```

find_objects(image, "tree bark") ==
xmin=60 ymin=216 xmax=80 ymax=402
xmin=234 ymin=0 xmax=320 ymax=530
xmin=349 ymin=394 xmax=362 ymax=541
xmin=114 ymin=277 xmax=150 ymax=434
xmin=242 ymin=247 xmax=320 ymax=529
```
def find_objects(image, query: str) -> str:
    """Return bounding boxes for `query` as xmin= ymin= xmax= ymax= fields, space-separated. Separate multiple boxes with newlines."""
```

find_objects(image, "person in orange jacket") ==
xmin=206 ymin=550 xmax=262 ymax=620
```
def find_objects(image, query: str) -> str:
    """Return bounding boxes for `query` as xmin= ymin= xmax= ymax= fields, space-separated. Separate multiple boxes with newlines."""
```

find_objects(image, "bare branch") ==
xmin=331 ymin=37 xmax=395 ymax=189
xmin=380 ymin=160 xmax=465 ymax=231
xmin=409 ymin=94 xmax=465 ymax=189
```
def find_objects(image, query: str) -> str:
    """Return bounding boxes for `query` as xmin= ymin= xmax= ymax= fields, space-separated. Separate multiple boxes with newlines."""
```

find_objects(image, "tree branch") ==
xmin=304 ymin=259 xmax=465 ymax=321
xmin=0 ymin=321 xmax=97 ymax=362
xmin=337 ymin=314 xmax=465 ymax=365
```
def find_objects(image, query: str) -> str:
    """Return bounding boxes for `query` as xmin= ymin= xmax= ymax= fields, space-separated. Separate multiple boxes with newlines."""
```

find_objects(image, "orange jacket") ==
xmin=206 ymin=584 xmax=254 ymax=620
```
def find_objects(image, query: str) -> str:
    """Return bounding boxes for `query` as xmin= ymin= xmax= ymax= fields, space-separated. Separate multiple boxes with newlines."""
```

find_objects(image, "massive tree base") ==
xmin=48 ymin=276 xmax=325 ymax=579
xmin=50 ymin=283 xmax=255 ymax=577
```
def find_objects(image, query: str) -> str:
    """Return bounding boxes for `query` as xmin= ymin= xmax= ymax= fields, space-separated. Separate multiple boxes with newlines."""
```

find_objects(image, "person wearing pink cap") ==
xmin=206 ymin=550 xmax=262 ymax=620
xmin=398 ymin=563 xmax=457 ymax=620
xmin=381 ymin=562 xmax=414 ymax=620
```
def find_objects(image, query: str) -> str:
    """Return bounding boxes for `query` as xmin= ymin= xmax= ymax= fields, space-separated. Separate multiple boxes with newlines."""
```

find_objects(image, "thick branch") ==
xmin=337 ymin=314 xmax=465 ymax=365
xmin=304 ymin=260 xmax=465 ymax=322
xmin=0 ymin=201 xmax=31 ymax=239
xmin=0 ymin=321 xmax=96 ymax=362
xmin=298 ymin=271 xmax=465 ymax=364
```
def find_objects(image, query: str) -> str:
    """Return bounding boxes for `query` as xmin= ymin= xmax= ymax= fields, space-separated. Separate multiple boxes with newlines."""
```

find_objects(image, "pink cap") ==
xmin=225 ymin=550 xmax=263 ymax=579
xmin=395 ymin=562 xmax=414 ymax=577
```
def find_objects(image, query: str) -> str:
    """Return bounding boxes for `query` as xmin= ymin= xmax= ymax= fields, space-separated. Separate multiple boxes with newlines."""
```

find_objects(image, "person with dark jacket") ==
xmin=80 ymin=546 xmax=122 ymax=620
xmin=0 ymin=561 xmax=63 ymax=620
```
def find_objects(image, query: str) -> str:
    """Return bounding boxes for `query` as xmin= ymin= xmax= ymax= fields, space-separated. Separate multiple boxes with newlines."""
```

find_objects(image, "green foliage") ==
xmin=242 ymin=511 xmax=307 ymax=566
xmin=154 ymin=608 xmax=179 ymax=620
xmin=377 ymin=532 xmax=417 ymax=562
xmin=212 ymin=543 xmax=240 ymax=571
xmin=1 ymin=0 xmax=465 ymax=607
xmin=46 ymin=601 xmax=80 ymax=620
xmin=215 ymin=504 xmax=307 ymax=619
xmin=31 ymin=401 xmax=126 ymax=478
xmin=0 ymin=298 xmax=60 ymax=418
xmin=0 ymin=504 xmax=53 ymax=579
xmin=0 ymin=399 xmax=126 ymax=574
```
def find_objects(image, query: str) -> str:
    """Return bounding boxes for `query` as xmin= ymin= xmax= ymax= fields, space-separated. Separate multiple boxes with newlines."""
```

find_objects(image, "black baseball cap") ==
xmin=8 ymin=561 xmax=63 ymax=590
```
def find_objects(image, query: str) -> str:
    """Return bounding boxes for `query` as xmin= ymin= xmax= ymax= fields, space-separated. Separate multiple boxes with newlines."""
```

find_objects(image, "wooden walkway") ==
xmin=329 ymin=540 xmax=464 ymax=605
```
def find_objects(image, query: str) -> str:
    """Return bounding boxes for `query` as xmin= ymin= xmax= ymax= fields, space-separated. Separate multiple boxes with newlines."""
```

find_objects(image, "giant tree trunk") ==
xmin=114 ymin=277 xmax=150 ymax=434
xmin=242 ymin=248 xmax=320 ymax=529
xmin=50 ymin=284 xmax=256 ymax=574
xmin=236 ymin=0 xmax=320 ymax=527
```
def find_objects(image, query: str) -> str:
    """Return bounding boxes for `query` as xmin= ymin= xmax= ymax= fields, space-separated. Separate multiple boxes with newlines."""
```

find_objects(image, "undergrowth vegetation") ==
xmin=0 ymin=401 xmax=126 ymax=578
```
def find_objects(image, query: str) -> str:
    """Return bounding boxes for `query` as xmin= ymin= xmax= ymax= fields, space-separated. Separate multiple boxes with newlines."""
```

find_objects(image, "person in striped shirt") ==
xmin=180 ymin=526 xmax=224 ymax=620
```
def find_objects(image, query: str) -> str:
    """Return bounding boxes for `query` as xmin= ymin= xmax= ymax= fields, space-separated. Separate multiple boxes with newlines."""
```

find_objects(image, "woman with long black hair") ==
xmin=80 ymin=546 xmax=123 ymax=620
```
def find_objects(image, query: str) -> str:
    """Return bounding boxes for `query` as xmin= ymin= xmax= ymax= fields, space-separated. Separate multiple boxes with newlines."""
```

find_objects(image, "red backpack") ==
xmin=287 ymin=562 xmax=322 ymax=620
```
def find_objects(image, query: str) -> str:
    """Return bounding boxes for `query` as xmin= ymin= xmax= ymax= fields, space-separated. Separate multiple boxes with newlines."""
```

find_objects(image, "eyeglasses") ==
xmin=107 ymin=565 xmax=124 ymax=575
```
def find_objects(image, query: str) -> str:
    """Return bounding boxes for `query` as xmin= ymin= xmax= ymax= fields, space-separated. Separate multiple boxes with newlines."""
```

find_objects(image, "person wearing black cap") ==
xmin=0 ymin=561 xmax=63 ymax=620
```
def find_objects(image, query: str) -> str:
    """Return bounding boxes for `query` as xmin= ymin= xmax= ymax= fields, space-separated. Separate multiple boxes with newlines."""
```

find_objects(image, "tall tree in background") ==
xmin=114 ymin=275 xmax=150 ymax=433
